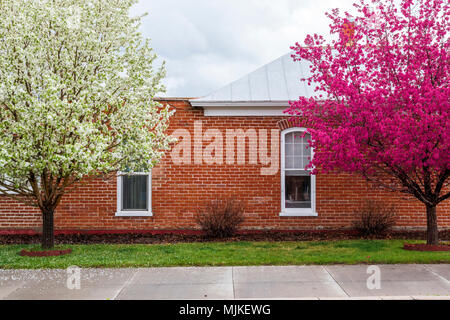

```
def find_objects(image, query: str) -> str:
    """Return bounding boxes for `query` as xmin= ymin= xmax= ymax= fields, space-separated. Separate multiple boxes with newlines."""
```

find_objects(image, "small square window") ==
xmin=116 ymin=172 xmax=152 ymax=217
xmin=122 ymin=175 xmax=148 ymax=211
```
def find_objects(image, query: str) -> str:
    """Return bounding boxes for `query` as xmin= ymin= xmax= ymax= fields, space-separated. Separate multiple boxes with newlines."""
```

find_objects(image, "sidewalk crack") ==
xmin=323 ymin=266 xmax=350 ymax=297
xmin=112 ymin=269 xmax=139 ymax=300
xmin=424 ymin=265 xmax=450 ymax=286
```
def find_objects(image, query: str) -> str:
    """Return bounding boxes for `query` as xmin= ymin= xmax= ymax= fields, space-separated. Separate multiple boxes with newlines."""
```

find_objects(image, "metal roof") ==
xmin=190 ymin=52 xmax=317 ymax=106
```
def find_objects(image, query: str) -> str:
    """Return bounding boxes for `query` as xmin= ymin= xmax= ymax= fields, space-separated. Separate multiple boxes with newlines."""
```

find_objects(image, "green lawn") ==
xmin=0 ymin=239 xmax=448 ymax=269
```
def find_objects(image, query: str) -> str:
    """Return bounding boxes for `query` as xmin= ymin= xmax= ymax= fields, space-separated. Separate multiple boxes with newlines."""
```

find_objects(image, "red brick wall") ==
xmin=0 ymin=99 xmax=449 ymax=232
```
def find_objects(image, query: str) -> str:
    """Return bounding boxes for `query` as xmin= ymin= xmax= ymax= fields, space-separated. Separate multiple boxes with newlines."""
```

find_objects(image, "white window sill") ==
xmin=115 ymin=211 xmax=153 ymax=217
xmin=279 ymin=211 xmax=318 ymax=217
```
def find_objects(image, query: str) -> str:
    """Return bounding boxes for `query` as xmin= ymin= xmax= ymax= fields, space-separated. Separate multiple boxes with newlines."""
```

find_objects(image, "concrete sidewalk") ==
xmin=0 ymin=264 xmax=449 ymax=300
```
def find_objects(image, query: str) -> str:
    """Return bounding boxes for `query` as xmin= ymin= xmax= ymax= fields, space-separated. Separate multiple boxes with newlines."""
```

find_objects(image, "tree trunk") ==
xmin=426 ymin=204 xmax=438 ymax=245
xmin=41 ymin=209 xmax=55 ymax=249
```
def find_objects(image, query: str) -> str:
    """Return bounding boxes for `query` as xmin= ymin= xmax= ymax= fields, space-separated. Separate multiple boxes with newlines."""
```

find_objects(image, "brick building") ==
xmin=0 ymin=53 xmax=448 ymax=233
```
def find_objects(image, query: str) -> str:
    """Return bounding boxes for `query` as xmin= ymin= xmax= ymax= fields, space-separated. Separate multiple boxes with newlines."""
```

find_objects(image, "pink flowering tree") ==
xmin=287 ymin=0 xmax=449 ymax=244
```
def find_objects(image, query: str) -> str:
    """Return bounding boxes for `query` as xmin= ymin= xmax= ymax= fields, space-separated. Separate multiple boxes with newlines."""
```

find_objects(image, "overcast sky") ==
xmin=131 ymin=0 xmax=356 ymax=98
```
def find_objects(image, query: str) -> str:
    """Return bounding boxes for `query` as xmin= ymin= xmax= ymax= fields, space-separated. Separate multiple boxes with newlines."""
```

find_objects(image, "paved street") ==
xmin=0 ymin=264 xmax=449 ymax=300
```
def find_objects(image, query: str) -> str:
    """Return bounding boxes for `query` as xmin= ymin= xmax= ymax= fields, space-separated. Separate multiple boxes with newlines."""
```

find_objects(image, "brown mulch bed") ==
xmin=19 ymin=248 xmax=72 ymax=257
xmin=0 ymin=229 xmax=449 ymax=245
xmin=403 ymin=243 xmax=450 ymax=252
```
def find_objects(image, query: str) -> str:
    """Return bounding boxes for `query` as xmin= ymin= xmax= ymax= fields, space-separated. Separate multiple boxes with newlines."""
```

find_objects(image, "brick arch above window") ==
xmin=277 ymin=118 xmax=304 ymax=131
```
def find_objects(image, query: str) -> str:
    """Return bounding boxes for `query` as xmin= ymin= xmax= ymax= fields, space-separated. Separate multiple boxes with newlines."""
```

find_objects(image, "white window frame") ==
xmin=115 ymin=171 xmax=152 ymax=217
xmin=280 ymin=127 xmax=317 ymax=217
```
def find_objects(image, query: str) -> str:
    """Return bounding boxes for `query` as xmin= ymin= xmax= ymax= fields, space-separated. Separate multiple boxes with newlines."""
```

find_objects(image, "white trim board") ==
xmin=190 ymin=101 xmax=291 ymax=107
xmin=202 ymin=105 xmax=289 ymax=117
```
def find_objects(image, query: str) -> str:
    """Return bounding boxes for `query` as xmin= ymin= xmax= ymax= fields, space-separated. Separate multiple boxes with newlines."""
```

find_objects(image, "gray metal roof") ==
xmin=190 ymin=52 xmax=317 ymax=106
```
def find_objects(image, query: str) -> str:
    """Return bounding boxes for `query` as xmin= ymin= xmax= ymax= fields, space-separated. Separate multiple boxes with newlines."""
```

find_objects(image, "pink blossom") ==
xmin=287 ymin=0 xmax=449 ymax=244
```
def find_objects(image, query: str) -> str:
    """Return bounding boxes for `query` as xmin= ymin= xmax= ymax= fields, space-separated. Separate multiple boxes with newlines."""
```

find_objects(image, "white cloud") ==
xmin=131 ymin=0 xmax=356 ymax=97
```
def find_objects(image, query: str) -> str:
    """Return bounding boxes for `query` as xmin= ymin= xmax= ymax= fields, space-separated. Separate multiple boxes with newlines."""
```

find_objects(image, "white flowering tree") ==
xmin=0 ymin=0 xmax=174 ymax=249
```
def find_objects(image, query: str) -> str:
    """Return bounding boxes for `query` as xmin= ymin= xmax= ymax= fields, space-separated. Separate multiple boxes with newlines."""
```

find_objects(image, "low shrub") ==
xmin=196 ymin=197 xmax=245 ymax=238
xmin=353 ymin=199 xmax=397 ymax=236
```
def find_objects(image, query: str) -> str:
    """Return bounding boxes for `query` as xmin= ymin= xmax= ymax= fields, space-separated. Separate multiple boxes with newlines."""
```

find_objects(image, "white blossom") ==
xmin=0 ymin=0 xmax=174 ymax=204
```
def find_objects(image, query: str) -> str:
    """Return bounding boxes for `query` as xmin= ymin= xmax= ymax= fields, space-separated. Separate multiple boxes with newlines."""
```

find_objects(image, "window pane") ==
xmin=302 ymin=143 xmax=310 ymax=157
xmin=294 ymin=156 xmax=303 ymax=169
xmin=304 ymin=132 xmax=311 ymax=141
xmin=122 ymin=175 xmax=148 ymax=211
xmin=284 ymin=131 xmax=312 ymax=171
xmin=285 ymin=132 xmax=294 ymax=143
xmin=285 ymin=156 xmax=294 ymax=169
xmin=294 ymin=143 xmax=302 ymax=156
xmin=285 ymin=143 xmax=293 ymax=156
xmin=303 ymin=156 xmax=311 ymax=168
xmin=285 ymin=175 xmax=311 ymax=209
xmin=293 ymin=132 xmax=304 ymax=143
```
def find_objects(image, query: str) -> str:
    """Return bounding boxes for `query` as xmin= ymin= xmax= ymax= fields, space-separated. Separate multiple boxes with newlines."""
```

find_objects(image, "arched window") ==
xmin=280 ymin=128 xmax=317 ymax=216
